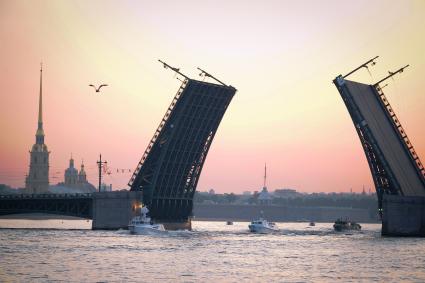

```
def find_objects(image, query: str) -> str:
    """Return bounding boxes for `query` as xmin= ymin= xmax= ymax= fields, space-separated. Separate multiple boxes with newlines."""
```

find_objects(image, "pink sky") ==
xmin=0 ymin=0 xmax=424 ymax=193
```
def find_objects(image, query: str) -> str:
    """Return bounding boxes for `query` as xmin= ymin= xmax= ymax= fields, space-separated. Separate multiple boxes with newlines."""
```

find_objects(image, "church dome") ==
xmin=65 ymin=167 xmax=78 ymax=175
xmin=79 ymin=163 xmax=86 ymax=176
xmin=78 ymin=162 xmax=87 ymax=183
xmin=65 ymin=157 xmax=78 ymax=175
xmin=258 ymin=187 xmax=273 ymax=200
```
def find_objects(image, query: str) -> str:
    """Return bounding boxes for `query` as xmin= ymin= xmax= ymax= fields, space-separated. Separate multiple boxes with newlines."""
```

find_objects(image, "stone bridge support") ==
xmin=92 ymin=191 xmax=143 ymax=230
xmin=382 ymin=194 xmax=425 ymax=236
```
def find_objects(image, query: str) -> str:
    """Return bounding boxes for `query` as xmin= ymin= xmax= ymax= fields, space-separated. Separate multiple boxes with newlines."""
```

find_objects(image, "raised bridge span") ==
xmin=128 ymin=64 xmax=236 ymax=224
xmin=334 ymin=58 xmax=425 ymax=236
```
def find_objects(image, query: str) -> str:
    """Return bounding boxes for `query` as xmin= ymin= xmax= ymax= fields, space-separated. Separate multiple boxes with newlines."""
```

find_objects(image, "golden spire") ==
xmin=38 ymin=63 xmax=43 ymax=126
xmin=36 ymin=63 xmax=45 ymax=144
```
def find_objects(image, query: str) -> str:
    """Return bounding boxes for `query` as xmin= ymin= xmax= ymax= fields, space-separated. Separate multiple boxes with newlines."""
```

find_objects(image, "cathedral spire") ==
xmin=70 ymin=153 xmax=75 ymax=168
xmin=36 ymin=63 xmax=45 ymax=144
xmin=80 ymin=160 xmax=86 ymax=175
xmin=38 ymin=63 xmax=43 ymax=125
xmin=26 ymin=63 xmax=49 ymax=194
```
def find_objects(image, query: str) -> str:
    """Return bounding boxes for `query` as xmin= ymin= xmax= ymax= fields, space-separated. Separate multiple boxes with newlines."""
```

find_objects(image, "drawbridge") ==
xmin=333 ymin=57 xmax=425 ymax=214
xmin=129 ymin=61 xmax=236 ymax=222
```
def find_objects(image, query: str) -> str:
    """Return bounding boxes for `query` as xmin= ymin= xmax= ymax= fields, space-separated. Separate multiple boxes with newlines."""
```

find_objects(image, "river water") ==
xmin=0 ymin=219 xmax=424 ymax=282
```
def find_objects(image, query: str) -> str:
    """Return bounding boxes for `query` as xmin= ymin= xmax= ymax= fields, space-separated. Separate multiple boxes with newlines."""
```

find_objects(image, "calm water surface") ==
xmin=0 ymin=219 xmax=424 ymax=282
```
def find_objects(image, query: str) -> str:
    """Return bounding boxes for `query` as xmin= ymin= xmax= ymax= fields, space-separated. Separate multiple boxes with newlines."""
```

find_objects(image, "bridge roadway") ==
xmin=0 ymin=191 xmax=149 ymax=229
xmin=334 ymin=72 xmax=425 ymax=236
xmin=343 ymin=79 xmax=425 ymax=196
xmin=0 ymin=193 xmax=93 ymax=219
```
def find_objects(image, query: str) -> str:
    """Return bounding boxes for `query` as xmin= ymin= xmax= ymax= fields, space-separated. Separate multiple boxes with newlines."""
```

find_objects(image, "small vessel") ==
xmin=128 ymin=206 xmax=165 ymax=234
xmin=309 ymin=221 xmax=315 ymax=226
xmin=333 ymin=218 xmax=361 ymax=231
xmin=249 ymin=218 xmax=279 ymax=233
xmin=248 ymin=166 xmax=279 ymax=233
xmin=226 ymin=221 xmax=233 ymax=225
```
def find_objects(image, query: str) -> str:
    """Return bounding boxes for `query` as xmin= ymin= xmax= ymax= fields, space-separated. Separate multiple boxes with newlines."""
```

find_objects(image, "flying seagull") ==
xmin=89 ymin=84 xmax=108 ymax=93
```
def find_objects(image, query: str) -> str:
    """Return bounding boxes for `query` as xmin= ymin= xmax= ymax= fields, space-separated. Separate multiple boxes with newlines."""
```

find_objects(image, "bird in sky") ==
xmin=89 ymin=84 xmax=108 ymax=93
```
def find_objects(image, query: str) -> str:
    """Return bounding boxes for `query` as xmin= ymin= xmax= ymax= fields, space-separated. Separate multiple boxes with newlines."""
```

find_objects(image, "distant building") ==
xmin=258 ymin=187 xmax=273 ymax=205
xmin=64 ymin=156 xmax=78 ymax=186
xmin=78 ymin=162 xmax=89 ymax=184
xmin=243 ymin=191 xmax=252 ymax=195
xmin=54 ymin=157 xmax=96 ymax=193
xmin=0 ymin=184 xmax=22 ymax=194
xmin=258 ymin=163 xmax=273 ymax=205
xmin=25 ymin=66 xmax=49 ymax=194
xmin=273 ymin=188 xmax=300 ymax=198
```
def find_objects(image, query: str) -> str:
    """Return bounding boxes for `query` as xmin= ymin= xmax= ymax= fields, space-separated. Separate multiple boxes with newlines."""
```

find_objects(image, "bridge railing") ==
xmin=128 ymin=79 xmax=188 ymax=188
xmin=0 ymin=193 xmax=93 ymax=200
xmin=375 ymin=86 xmax=425 ymax=179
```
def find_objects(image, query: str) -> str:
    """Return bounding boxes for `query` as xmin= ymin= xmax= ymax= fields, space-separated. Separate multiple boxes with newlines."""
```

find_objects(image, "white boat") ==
xmin=248 ymin=165 xmax=279 ymax=233
xmin=128 ymin=206 xmax=165 ymax=234
xmin=248 ymin=218 xmax=279 ymax=233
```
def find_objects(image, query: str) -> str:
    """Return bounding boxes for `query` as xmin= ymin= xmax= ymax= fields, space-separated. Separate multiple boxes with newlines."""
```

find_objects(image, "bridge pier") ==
xmin=382 ymin=194 xmax=425 ymax=237
xmin=92 ymin=191 xmax=143 ymax=230
xmin=91 ymin=191 xmax=192 ymax=230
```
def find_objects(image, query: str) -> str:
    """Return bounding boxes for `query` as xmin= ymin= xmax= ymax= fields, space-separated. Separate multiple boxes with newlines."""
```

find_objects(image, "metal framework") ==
xmin=334 ymin=60 xmax=425 ymax=213
xmin=0 ymin=193 xmax=93 ymax=219
xmin=374 ymin=78 xmax=424 ymax=180
xmin=129 ymin=64 xmax=236 ymax=222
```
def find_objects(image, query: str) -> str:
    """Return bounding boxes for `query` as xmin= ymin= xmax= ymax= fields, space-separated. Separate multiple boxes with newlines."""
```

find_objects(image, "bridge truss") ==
xmin=0 ymin=194 xmax=93 ymax=219
xmin=334 ymin=59 xmax=425 ymax=213
xmin=129 ymin=64 xmax=236 ymax=222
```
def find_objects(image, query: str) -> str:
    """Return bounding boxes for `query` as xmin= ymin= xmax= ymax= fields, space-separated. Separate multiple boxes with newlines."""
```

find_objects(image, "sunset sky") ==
xmin=0 ymin=0 xmax=424 ymax=193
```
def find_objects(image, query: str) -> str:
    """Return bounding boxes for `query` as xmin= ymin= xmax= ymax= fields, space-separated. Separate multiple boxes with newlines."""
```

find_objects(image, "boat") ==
xmin=226 ymin=221 xmax=233 ymax=225
xmin=128 ymin=205 xmax=165 ymax=234
xmin=248 ymin=218 xmax=279 ymax=233
xmin=333 ymin=218 xmax=361 ymax=231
